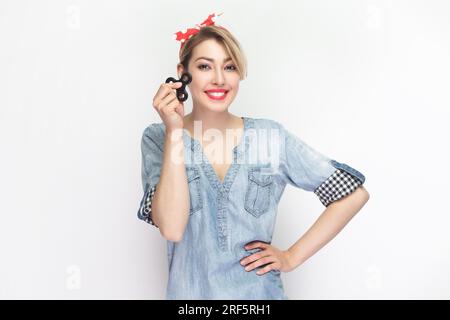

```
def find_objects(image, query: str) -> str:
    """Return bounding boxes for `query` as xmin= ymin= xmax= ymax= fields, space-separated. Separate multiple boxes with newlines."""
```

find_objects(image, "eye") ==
xmin=198 ymin=64 xmax=210 ymax=70
xmin=225 ymin=65 xmax=237 ymax=71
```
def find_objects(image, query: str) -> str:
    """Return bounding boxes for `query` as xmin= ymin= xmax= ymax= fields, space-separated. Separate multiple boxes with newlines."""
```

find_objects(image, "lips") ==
xmin=204 ymin=89 xmax=229 ymax=101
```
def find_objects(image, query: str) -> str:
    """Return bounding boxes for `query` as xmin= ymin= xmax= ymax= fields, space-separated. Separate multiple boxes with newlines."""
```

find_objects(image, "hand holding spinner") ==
xmin=165 ymin=72 xmax=192 ymax=102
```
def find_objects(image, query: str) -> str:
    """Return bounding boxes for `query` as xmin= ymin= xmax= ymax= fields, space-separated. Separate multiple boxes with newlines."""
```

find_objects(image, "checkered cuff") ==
xmin=138 ymin=184 xmax=158 ymax=227
xmin=314 ymin=169 xmax=363 ymax=207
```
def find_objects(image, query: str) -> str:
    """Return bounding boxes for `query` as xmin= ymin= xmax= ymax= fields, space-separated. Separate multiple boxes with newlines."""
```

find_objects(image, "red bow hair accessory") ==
xmin=173 ymin=12 xmax=225 ymax=49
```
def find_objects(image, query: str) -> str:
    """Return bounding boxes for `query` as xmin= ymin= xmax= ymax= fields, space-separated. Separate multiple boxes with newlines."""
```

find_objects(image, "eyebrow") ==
xmin=194 ymin=57 xmax=232 ymax=63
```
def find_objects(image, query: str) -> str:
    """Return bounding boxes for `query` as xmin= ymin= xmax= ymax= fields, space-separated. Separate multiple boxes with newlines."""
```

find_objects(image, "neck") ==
xmin=183 ymin=109 xmax=243 ymax=144
xmin=185 ymin=109 xmax=239 ymax=132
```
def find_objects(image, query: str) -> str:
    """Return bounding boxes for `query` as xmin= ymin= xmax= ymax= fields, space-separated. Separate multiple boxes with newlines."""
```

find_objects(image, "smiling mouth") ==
xmin=204 ymin=91 xmax=228 ymax=101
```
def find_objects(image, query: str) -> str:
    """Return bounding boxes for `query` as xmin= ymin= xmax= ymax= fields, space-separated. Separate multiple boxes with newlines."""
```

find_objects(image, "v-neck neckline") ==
xmin=183 ymin=116 xmax=250 ymax=194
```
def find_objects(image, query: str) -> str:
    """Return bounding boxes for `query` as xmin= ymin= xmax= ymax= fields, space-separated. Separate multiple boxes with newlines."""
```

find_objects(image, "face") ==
xmin=178 ymin=39 xmax=240 ymax=113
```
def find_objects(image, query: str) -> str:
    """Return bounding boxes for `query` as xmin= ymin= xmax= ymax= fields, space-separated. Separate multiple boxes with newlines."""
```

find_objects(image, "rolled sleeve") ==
xmin=137 ymin=124 xmax=163 ymax=227
xmin=279 ymin=125 xmax=365 ymax=207
xmin=314 ymin=160 xmax=364 ymax=206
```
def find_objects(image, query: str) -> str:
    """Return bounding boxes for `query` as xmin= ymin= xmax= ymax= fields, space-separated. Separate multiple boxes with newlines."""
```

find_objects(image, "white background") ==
xmin=1 ymin=0 xmax=449 ymax=299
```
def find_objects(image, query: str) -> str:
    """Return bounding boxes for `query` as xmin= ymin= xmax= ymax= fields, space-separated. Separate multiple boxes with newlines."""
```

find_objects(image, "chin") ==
xmin=204 ymin=103 xmax=230 ymax=112
xmin=194 ymin=97 xmax=234 ymax=112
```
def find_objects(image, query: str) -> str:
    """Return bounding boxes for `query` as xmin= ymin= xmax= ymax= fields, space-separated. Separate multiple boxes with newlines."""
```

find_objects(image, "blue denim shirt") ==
xmin=137 ymin=116 xmax=365 ymax=299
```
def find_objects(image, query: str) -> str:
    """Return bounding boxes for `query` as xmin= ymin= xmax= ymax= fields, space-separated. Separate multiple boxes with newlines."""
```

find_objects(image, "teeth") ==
xmin=206 ymin=91 xmax=226 ymax=97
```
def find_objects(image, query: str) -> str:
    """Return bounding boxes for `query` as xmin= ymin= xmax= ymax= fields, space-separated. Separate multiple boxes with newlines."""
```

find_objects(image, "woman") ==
xmin=138 ymin=13 xmax=370 ymax=300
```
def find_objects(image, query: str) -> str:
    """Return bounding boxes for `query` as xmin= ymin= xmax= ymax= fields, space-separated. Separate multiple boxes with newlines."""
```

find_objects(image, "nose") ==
xmin=213 ymin=67 xmax=225 ymax=86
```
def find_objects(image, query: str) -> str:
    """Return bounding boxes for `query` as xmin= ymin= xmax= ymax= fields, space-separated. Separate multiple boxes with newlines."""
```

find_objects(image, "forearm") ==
xmin=287 ymin=186 xmax=370 ymax=269
xmin=151 ymin=129 xmax=190 ymax=241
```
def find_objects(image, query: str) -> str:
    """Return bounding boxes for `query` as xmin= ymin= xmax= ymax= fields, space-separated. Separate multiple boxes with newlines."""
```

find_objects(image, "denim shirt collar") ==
xmin=181 ymin=116 xmax=255 ymax=196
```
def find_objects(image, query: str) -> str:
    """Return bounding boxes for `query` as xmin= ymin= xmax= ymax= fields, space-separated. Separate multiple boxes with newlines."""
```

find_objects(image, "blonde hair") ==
xmin=178 ymin=25 xmax=247 ymax=80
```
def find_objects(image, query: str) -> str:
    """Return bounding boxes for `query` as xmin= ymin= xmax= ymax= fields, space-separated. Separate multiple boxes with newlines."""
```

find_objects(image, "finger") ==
xmin=161 ymin=91 xmax=178 ymax=106
xmin=244 ymin=241 xmax=269 ymax=251
xmin=244 ymin=256 xmax=276 ymax=272
xmin=157 ymin=92 xmax=178 ymax=110
xmin=153 ymin=82 xmax=182 ymax=106
xmin=174 ymin=102 xmax=184 ymax=117
xmin=153 ymin=84 xmax=170 ymax=105
xmin=162 ymin=81 xmax=183 ymax=94
xmin=165 ymin=98 xmax=180 ymax=111
xmin=256 ymin=263 xmax=277 ymax=276
xmin=168 ymin=81 xmax=183 ymax=88
xmin=158 ymin=100 xmax=179 ymax=118
xmin=240 ymin=251 xmax=271 ymax=267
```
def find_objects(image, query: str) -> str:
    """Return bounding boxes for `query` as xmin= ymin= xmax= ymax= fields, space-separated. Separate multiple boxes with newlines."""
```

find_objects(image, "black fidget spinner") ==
xmin=165 ymin=72 xmax=192 ymax=102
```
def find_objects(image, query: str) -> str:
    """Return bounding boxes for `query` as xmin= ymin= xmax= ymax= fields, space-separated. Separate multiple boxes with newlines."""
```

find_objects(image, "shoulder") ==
xmin=245 ymin=117 xmax=290 ymax=143
xmin=245 ymin=116 xmax=284 ymax=131
xmin=142 ymin=122 xmax=165 ymax=139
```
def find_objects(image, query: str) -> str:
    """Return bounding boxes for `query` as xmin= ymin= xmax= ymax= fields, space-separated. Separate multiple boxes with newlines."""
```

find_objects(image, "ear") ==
xmin=176 ymin=63 xmax=185 ymax=79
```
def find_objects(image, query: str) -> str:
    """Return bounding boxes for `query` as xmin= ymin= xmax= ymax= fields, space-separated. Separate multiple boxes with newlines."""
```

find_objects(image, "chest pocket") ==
xmin=186 ymin=166 xmax=203 ymax=215
xmin=244 ymin=168 xmax=274 ymax=217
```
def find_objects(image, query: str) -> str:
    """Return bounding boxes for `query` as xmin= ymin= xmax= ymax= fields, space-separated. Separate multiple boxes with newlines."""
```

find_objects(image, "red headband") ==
xmin=173 ymin=12 xmax=226 ymax=51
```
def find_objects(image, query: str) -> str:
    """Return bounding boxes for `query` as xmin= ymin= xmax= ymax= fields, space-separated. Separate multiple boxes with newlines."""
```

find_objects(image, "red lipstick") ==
xmin=204 ymin=89 xmax=228 ymax=101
